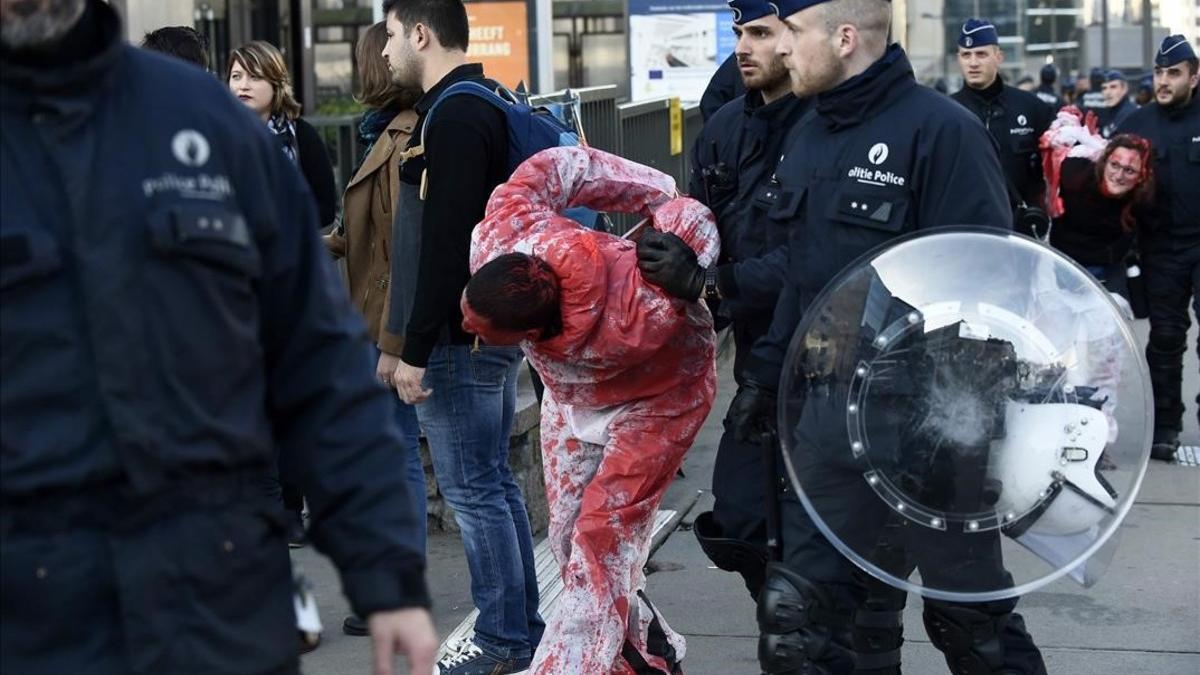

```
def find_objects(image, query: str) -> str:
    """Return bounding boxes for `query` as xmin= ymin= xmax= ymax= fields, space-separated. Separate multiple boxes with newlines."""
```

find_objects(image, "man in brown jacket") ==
xmin=325 ymin=21 xmax=427 ymax=639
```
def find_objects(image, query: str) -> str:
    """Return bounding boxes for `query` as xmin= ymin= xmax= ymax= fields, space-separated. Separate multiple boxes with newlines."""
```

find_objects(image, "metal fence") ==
xmin=306 ymin=113 xmax=361 ymax=200
xmin=532 ymin=85 xmax=622 ymax=156
xmin=308 ymin=86 xmax=704 ymax=233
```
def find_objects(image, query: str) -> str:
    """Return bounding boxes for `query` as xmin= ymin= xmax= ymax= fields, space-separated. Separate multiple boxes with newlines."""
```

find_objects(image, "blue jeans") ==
xmin=418 ymin=344 xmax=544 ymax=660
xmin=394 ymin=388 xmax=428 ymax=559
xmin=374 ymin=347 xmax=429 ymax=559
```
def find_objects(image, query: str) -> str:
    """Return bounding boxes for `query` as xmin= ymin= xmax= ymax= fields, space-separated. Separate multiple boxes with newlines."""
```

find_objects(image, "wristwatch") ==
xmin=703 ymin=266 xmax=721 ymax=301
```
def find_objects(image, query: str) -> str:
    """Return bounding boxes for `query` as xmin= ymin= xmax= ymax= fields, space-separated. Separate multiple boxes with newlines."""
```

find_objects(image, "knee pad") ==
xmin=923 ymin=602 xmax=1008 ymax=675
xmin=692 ymin=511 xmax=768 ymax=598
xmin=852 ymin=605 xmax=904 ymax=673
xmin=1146 ymin=328 xmax=1188 ymax=356
xmin=756 ymin=563 xmax=852 ymax=674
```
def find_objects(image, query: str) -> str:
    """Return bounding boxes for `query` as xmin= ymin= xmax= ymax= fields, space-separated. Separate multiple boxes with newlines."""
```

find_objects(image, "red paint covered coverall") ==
xmin=470 ymin=147 xmax=719 ymax=674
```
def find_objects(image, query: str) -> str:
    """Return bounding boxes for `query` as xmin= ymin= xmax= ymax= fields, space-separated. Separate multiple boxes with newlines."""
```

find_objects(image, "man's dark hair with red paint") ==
xmin=462 ymin=253 xmax=563 ymax=345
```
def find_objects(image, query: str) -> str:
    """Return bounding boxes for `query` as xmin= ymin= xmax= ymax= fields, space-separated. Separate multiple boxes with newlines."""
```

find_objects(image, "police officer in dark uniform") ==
xmin=1117 ymin=35 xmax=1200 ymax=461
xmin=1034 ymin=63 xmax=1063 ymax=112
xmin=1081 ymin=67 xmax=1107 ymax=114
xmin=636 ymin=0 xmax=810 ymax=600
xmin=725 ymin=1 xmax=1047 ymax=673
xmin=951 ymin=19 xmax=1053 ymax=237
xmin=0 ymin=1 xmax=437 ymax=673
xmin=700 ymin=52 xmax=748 ymax=122
xmin=1099 ymin=70 xmax=1138 ymax=138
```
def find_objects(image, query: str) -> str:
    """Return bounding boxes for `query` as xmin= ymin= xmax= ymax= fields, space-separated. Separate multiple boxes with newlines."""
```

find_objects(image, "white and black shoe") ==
xmin=435 ymin=638 xmax=530 ymax=675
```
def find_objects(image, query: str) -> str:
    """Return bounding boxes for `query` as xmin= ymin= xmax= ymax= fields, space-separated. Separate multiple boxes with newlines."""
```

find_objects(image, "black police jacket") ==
xmin=745 ymin=45 xmax=1012 ymax=387
xmin=0 ymin=0 xmax=428 ymax=614
xmin=1035 ymin=84 xmax=1063 ymax=113
xmin=689 ymin=90 xmax=811 ymax=380
xmin=700 ymin=53 xmax=747 ymax=123
xmin=1099 ymin=97 xmax=1138 ymax=138
xmin=952 ymin=77 xmax=1052 ymax=227
xmin=1118 ymin=93 xmax=1200 ymax=251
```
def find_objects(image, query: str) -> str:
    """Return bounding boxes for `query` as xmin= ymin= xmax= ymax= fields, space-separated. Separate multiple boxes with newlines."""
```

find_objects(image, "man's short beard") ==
xmin=789 ymin=46 xmax=845 ymax=98
xmin=1159 ymin=84 xmax=1193 ymax=108
xmin=388 ymin=49 xmax=423 ymax=89
xmin=0 ymin=0 xmax=87 ymax=50
xmin=744 ymin=56 xmax=790 ymax=95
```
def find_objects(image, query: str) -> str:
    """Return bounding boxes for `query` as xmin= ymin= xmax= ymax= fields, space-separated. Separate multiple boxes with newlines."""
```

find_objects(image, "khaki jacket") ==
xmin=326 ymin=110 xmax=418 ymax=354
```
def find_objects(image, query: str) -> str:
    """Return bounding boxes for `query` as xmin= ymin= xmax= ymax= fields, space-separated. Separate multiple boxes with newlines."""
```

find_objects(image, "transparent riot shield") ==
xmin=777 ymin=228 xmax=1152 ymax=603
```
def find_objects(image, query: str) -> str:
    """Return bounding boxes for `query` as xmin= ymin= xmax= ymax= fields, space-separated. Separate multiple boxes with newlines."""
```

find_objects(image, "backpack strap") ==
xmin=410 ymin=80 xmax=511 ymax=199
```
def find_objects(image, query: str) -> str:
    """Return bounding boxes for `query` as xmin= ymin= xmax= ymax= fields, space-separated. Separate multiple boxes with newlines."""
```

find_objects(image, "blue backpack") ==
xmin=415 ymin=81 xmax=603 ymax=229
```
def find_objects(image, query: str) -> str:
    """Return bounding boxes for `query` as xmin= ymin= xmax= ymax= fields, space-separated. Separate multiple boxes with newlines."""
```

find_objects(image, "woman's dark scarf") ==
xmin=267 ymin=112 xmax=299 ymax=164
xmin=356 ymin=104 xmax=402 ymax=168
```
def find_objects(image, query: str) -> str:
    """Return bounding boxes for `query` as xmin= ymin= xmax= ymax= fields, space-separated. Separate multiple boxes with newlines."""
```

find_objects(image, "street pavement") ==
xmin=295 ymin=317 xmax=1200 ymax=674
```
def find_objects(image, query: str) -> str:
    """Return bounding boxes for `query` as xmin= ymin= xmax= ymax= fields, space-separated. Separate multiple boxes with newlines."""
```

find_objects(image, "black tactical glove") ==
xmin=636 ymin=230 xmax=705 ymax=301
xmin=729 ymin=380 xmax=778 ymax=444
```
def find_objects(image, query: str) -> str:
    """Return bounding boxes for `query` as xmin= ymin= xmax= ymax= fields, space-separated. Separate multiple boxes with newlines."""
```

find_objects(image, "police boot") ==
xmin=756 ymin=563 xmax=855 ymax=674
xmin=923 ymin=601 xmax=1047 ymax=675
xmin=1150 ymin=427 xmax=1179 ymax=462
xmin=693 ymin=511 xmax=769 ymax=599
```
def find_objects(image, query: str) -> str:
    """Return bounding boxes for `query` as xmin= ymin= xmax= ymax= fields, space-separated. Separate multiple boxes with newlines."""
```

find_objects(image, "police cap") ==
xmin=729 ymin=0 xmax=773 ymax=25
xmin=1103 ymin=69 xmax=1125 ymax=82
xmin=957 ymin=18 xmax=998 ymax=49
xmin=1155 ymin=34 xmax=1196 ymax=68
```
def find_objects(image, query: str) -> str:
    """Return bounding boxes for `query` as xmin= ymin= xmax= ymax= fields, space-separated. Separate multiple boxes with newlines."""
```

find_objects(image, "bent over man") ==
xmin=463 ymin=146 xmax=719 ymax=675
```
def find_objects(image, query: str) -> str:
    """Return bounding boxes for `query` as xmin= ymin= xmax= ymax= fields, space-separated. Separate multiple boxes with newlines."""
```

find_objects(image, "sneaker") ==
xmin=435 ymin=638 xmax=530 ymax=675
xmin=439 ymin=635 xmax=471 ymax=658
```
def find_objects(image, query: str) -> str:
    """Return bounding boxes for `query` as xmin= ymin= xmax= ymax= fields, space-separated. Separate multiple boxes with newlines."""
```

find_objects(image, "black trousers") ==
xmin=775 ymin=485 xmax=1047 ymax=674
xmin=1143 ymin=245 xmax=1200 ymax=435
xmin=1 ymin=491 xmax=298 ymax=675
xmin=711 ymin=407 xmax=772 ymax=549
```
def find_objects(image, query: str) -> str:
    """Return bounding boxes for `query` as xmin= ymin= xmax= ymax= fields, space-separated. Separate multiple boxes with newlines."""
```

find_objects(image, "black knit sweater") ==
xmin=1051 ymin=157 xmax=1145 ymax=266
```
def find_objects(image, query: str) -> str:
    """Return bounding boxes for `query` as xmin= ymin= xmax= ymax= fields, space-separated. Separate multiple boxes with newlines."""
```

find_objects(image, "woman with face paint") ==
xmin=1050 ymin=133 xmax=1156 ymax=301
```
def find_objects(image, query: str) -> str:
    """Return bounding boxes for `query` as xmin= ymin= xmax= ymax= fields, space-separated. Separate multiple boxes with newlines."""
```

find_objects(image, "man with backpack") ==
xmin=380 ymin=1 xmax=544 ymax=673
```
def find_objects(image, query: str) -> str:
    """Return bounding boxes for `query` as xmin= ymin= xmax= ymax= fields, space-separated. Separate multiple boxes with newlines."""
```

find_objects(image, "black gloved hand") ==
xmin=636 ymin=230 xmax=705 ymax=301
xmin=729 ymin=380 xmax=778 ymax=444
